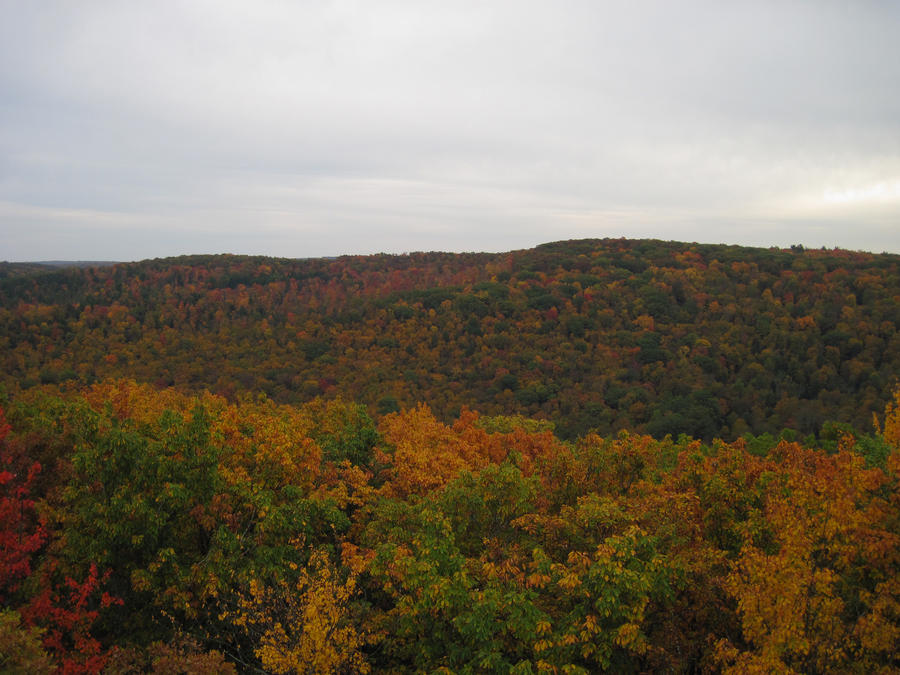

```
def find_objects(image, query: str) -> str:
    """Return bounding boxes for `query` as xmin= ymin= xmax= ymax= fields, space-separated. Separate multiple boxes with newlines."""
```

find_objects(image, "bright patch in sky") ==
xmin=824 ymin=181 xmax=900 ymax=205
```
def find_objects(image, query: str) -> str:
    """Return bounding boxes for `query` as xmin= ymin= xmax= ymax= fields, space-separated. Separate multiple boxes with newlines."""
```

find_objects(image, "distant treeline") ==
xmin=1 ymin=238 xmax=898 ymax=440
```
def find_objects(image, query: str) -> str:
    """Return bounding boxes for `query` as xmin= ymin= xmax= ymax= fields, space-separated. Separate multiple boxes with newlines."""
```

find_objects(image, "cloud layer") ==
xmin=2 ymin=1 xmax=899 ymax=260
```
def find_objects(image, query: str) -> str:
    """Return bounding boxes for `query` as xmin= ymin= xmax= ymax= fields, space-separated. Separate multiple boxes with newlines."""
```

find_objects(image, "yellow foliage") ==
xmin=881 ymin=387 xmax=900 ymax=450
xmin=83 ymin=378 xmax=226 ymax=424
xmin=614 ymin=623 xmax=643 ymax=649
xmin=82 ymin=379 xmax=325 ymax=492
xmin=216 ymin=399 xmax=322 ymax=491
xmin=719 ymin=441 xmax=900 ymax=673
xmin=227 ymin=551 xmax=370 ymax=674
xmin=314 ymin=461 xmax=376 ymax=510
xmin=855 ymin=576 xmax=900 ymax=655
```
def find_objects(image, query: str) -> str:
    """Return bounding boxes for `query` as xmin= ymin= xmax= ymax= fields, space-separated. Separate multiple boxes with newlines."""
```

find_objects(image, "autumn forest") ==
xmin=1 ymin=238 xmax=899 ymax=673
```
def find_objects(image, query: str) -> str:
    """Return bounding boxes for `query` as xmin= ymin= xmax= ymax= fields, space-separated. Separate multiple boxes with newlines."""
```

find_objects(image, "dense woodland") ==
xmin=1 ymin=238 xmax=899 ymax=672
xmin=1 ymin=239 xmax=899 ymax=441
xmin=1 ymin=381 xmax=898 ymax=672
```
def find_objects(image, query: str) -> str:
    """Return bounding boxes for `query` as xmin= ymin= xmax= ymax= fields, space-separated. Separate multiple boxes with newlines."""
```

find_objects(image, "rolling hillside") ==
xmin=1 ymin=238 xmax=898 ymax=440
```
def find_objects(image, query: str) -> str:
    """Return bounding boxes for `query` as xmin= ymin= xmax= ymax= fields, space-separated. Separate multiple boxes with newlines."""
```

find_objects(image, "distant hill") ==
xmin=33 ymin=260 xmax=119 ymax=267
xmin=0 ymin=260 xmax=118 ymax=278
xmin=1 ymin=238 xmax=898 ymax=440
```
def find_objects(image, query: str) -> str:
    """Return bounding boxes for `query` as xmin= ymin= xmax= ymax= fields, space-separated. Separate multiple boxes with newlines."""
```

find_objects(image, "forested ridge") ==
xmin=2 ymin=238 xmax=898 ymax=440
xmin=2 ymin=238 xmax=900 ymax=672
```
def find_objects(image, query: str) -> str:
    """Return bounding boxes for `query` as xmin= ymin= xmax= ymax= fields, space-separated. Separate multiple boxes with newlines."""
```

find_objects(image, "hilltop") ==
xmin=1 ymin=238 xmax=898 ymax=440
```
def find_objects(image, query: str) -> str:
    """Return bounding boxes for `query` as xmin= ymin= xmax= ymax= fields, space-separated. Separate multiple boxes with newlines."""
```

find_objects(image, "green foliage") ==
xmin=60 ymin=403 xmax=223 ymax=637
xmin=0 ymin=609 xmax=55 ymax=674
xmin=311 ymin=400 xmax=380 ymax=467
xmin=476 ymin=414 xmax=555 ymax=434
xmin=437 ymin=464 xmax=537 ymax=554
xmin=376 ymin=395 xmax=400 ymax=416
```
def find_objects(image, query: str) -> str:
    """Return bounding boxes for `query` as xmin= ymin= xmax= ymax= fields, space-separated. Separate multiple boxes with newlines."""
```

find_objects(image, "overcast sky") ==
xmin=2 ymin=1 xmax=899 ymax=261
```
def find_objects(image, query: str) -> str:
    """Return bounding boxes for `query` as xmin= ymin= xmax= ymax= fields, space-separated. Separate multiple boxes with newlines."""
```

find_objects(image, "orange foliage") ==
xmin=376 ymin=405 xmax=498 ymax=498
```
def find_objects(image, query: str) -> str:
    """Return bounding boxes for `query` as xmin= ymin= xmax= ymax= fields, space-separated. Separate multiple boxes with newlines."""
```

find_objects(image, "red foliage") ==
xmin=0 ymin=406 xmax=47 ymax=600
xmin=22 ymin=562 xmax=123 ymax=674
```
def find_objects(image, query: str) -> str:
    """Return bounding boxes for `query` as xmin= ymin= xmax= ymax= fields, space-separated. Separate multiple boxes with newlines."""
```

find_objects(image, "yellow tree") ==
xmin=715 ymin=441 xmax=900 ymax=673
xmin=225 ymin=550 xmax=370 ymax=675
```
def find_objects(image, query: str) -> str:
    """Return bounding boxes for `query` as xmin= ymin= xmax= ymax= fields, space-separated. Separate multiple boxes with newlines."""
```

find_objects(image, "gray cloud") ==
xmin=2 ymin=0 xmax=899 ymax=260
